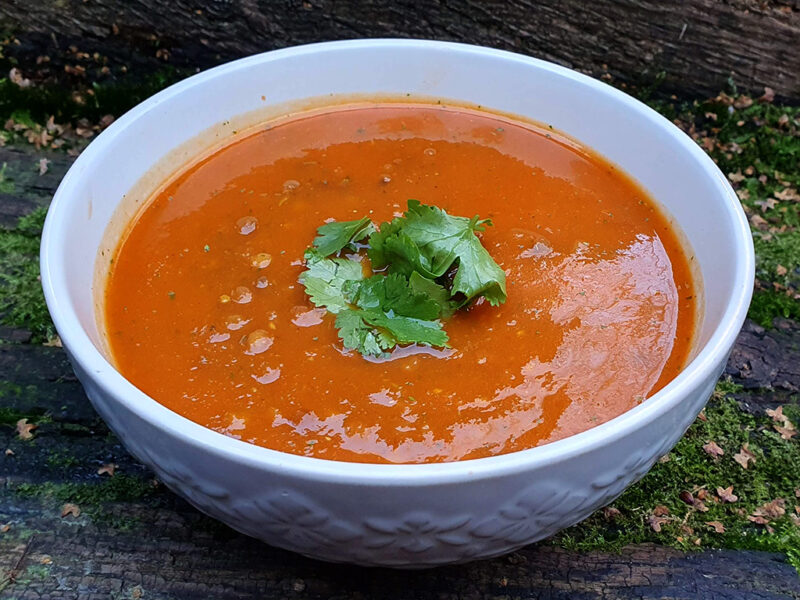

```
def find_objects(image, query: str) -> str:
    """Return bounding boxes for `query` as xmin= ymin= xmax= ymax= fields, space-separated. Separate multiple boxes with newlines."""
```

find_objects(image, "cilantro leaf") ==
xmin=300 ymin=200 xmax=507 ymax=359
xmin=366 ymin=217 xmax=405 ymax=270
xmin=335 ymin=309 xmax=394 ymax=357
xmin=299 ymin=249 xmax=364 ymax=314
xmin=361 ymin=311 xmax=448 ymax=347
xmin=368 ymin=200 xmax=507 ymax=306
xmin=346 ymin=272 xmax=442 ymax=320
xmin=313 ymin=217 xmax=375 ymax=256
xmin=408 ymin=271 xmax=456 ymax=318
xmin=301 ymin=254 xmax=451 ymax=356
xmin=335 ymin=273 xmax=450 ymax=356
xmin=335 ymin=307 xmax=448 ymax=357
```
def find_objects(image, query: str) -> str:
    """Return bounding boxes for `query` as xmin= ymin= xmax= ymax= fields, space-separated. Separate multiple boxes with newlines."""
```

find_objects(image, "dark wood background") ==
xmin=0 ymin=0 xmax=799 ymax=102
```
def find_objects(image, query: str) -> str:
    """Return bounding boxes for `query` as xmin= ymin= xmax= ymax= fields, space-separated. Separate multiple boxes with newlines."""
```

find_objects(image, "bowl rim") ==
xmin=40 ymin=38 xmax=755 ymax=485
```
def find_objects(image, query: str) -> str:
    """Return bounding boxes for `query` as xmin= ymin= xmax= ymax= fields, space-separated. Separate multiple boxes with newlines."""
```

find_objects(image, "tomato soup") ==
xmin=104 ymin=103 xmax=696 ymax=464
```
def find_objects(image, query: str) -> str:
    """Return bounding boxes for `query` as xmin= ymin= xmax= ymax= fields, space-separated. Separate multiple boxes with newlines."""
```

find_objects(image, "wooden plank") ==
xmin=0 ymin=146 xmax=71 ymax=227
xmin=726 ymin=318 xmax=800 ymax=392
xmin=0 ymin=1 xmax=798 ymax=102
xmin=1 ymin=502 xmax=798 ymax=599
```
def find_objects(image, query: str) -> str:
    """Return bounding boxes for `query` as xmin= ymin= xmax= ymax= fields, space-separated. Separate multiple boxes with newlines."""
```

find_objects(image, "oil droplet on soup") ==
xmin=244 ymin=329 xmax=274 ymax=355
xmin=105 ymin=103 xmax=697 ymax=464
xmin=224 ymin=314 xmax=249 ymax=331
xmin=236 ymin=216 xmax=258 ymax=235
xmin=250 ymin=252 xmax=272 ymax=269
xmin=231 ymin=286 xmax=252 ymax=304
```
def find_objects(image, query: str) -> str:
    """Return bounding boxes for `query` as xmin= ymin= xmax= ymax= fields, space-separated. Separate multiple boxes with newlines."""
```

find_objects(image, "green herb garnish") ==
xmin=300 ymin=248 xmax=364 ymax=314
xmin=312 ymin=216 xmax=375 ymax=256
xmin=369 ymin=200 xmax=507 ymax=306
xmin=299 ymin=200 xmax=506 ymax=358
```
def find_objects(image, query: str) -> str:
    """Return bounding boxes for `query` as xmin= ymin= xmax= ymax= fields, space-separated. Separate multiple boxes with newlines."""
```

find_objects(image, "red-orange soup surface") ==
xmin=105 ymin=103 xmax=696 ymax=464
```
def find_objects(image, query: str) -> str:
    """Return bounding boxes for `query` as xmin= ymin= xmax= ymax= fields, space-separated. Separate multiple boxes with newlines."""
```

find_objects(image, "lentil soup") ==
xmin=104 ymin=103 xmax=696 ymax=464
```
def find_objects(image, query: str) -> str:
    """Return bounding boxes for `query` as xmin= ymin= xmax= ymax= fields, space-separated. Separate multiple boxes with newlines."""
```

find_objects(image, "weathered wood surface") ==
xmin=0 ymin=147 xmax=71 ymax=228
xmin=1 ymin=0 xmax=799 ymax=102
xmin=1 ymin=505 xmax=798 ymax=600
xmin=726 ymin=318 xmax=800 ymax=413
xmin=1 ymin=146 xmax=799 ymax=597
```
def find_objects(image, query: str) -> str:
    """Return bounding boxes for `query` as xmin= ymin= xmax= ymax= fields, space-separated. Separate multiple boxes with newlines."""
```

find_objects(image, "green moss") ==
xmin=16 ymin=563 xmax=51 ymax=584
xmin=649 ymin=95 xmax=800 ymax=327
xmin=0 ymin=207 xmax=54 ymax=342
xmin=750 ymin=217 xmax=800 ymax=328
xmin=91 ymin=509 xmax=143 ymax=533
xmin=0 ymin=162 xmax=15 ymax=193
xmin=59 ymin=422 xmax=92 ymax=435
xmin=0 ymin=404 xmax=51 ymax=426
xmin=699 ymin=100 xmax=800 ymax=206
xmin=749 ymin=289 xmax=800 ymax=328
xmin=11 ymin=476 xmax=158 ymax=532
xmin=724 ymin=519 xmax=800 ymax=571
xmin=713 ymin=99 xmax=800 ymax=201
xmin=45 ymin=450 xmax=81 ymax=469
xmin=14 ymin=474 xmax=157 ymax=505
xmin=753 ymin=231 xmax=800 ymax=291
xmin=0 ymin=69 xmax=186 ymax=126
xmin=554 ymin=380 xmax=800 ymax=572
xmin=89 ymin=70 xmax=186 ymax=119
xmin=713 ymin=378 xmax=743 ymax=398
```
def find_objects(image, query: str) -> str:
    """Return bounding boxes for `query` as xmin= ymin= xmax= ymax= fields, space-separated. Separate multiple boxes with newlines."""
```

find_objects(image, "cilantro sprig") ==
xmin=369 ymin=200 xmax=507 ymax=306
xmin=299 ymin=200 xmax=506 ymax=358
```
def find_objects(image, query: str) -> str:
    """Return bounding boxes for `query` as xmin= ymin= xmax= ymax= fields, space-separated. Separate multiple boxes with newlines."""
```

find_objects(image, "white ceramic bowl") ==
xmin=41 ymin=40 xmax=754 ymax=567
